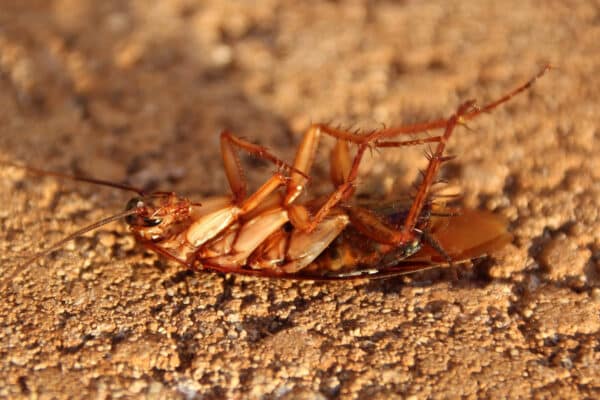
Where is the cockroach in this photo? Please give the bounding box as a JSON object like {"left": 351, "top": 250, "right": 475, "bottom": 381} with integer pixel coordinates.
{"left": 1, "top": 65, "right": 550, "bottom": 285}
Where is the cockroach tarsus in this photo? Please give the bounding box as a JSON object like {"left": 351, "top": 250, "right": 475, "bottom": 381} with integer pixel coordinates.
{"left": 2, "top": 65, "right": 551, "bottom": 285}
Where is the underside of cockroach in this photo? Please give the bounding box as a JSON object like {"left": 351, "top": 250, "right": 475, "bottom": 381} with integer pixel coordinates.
{"left": 3, "top": 65, "right": 549, "bottom": 283}
{"left": 127, "top": 192, "right": 513, "bottom": 280}
{"left": 117, "top": 65, "right": 548, "bottom": 280}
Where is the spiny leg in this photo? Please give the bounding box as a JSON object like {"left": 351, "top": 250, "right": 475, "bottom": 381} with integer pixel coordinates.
{"left": 375, "top": 136, "right": 442, "bottom": 148}
{"left": 283, "top": 124, "right": 367, "bottom": 209}
{"left": 367, "top": 64, "right": 551, "bottom": 143}
{"left": 284, "top": 122, "right": 429, "bottom": 205}
{"left": 191, "top": 130, "right": 331, "bottom": 258}
{"left": 365, "top": 63, "right": 552, "bottom": 235}
{"left": 312, "top": 120, "right": 445, "bottom": 145}
{"left": 313, "top": 65, "right": 551, "bottom": 236}
{"left": 285, "top": 124, "right": 446, "bottom": 205}
{"left": 220, "top": 130, "right": 307, "bottom": 204}
{"left": 344, "top": 205, "right": 409, "bottom": 246}
{"left": 205, "top": 106, "right": 461, "bottom": 264}
{"left": 218, "top": 128, "right": 360, "bottom": 246}
{"left": 330, "top": 132, "right": 453, "bottom": 195}
{"left": 293, "top": 144, "right": 369, "bottom": 232}
{"left": 375, "top": 135, "right": 456, "bottom": 204}
{"left": 393, "top": 101, "right": 475, "bottom": 244}
{"left": 291, "top": 130, "right": 446, "bottom": 233}
{"left": 309, "top": 64, "right": 551, "bottom": 145}
{"left": 287, "top": 128, "right": 444, "bottom": 232}
{"left": 325, "top": 103, "right": 471, "bottom": 265}
{"left": 284, "top": 65, "right": 550, "bottom": 233}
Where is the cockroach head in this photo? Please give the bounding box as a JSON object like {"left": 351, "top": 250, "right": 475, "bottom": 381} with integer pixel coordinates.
{"left": 124, "top": 193, "right": 191, "bottom": 230}
{"left": 125, "top": 197, "right": 162, "bottom": 227}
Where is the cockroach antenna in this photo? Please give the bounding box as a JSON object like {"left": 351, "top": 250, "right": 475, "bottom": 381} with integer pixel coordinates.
{"left": 1, "top": 161, "right": 147, "bottom": 289}
{"left": 2, "top": 208, "right": 141, "bottom": 288}
{"left": 2, "top": 160, "right": 146, "bottom": 195}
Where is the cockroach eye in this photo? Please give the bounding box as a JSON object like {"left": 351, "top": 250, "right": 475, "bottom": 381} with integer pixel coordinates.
{"left": 124, "top": 197, "right": 150, "bottom": 226}
{"left": 124, "top": 198, "right": 163, "bottom": 227}
{"left": 142, "top": 217, "right": 162, "bottom": 227}
{"left": 125, "top": 197, "right": 144, "bottom": 211}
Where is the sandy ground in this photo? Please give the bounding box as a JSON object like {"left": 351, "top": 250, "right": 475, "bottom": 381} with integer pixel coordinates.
{"left": 1, "top": 1, "right": 599, "bottom": 398}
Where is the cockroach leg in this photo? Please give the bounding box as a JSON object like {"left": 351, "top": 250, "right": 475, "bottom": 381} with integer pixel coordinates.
{"left": 367, "top": 64, "right": 552, "bottom": 143}
{"left": 284, "top": 122, "right": 445, "bottom": 209}
{"left": 283, "top": 124, "right": 373, "bottom": 205}
{"left": 301, "top": 144, "right": 369, "bottom": 232}
{"left": 239, "top": 172, "right": 288, "bottom": 214}
{"left": 418, "top": 229, "right": 452, "bottom": 264}
{"left": 283, "top": 122, "right": 378, "bottom": 204}
{"left": 139, "top": 239, "right": 194, "bottom": 270}
{"left": 220, "top": 131, "right": 248, "bottom": 203}
{"left": 287, "top": 127, "right": 445, "bottom": 234}
{"left": 282, "top": 125, "right": 364, "bottom": 231}
{"left": 397, "top": 101, "right": 475, "bottom": 242}
{"left": 308, "top": 64, "right": 552, "bottom": 146}
{"left": 330, "top": 139, "right": 352, "bottom": 187}
{"left": 284, "top": 124, "right": 322, "bottom": 204}
{"left": 220, "top": 130, "right": 306, "bottom": 204}
{"left": 345, "top": 206, "right": 407, "bottom": 246}
{"left": 312, "top": 121, "right": 445, "bottom": 145}
{"left": 287, "top": 126, "right": 444, "bottom": 231}
{"left": 464, "top": 64, "right": 551, "bottom": 117}
{"left": 306, "top": 101, "right": 473, "bottom": 261}
{"left": 185, "top": 174, "right": 287, "bottom": 248}
{"left": 375, "top": 136, "right": 442, "bottom": 149}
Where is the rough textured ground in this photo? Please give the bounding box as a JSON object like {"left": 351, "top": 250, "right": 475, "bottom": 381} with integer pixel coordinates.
{"left": 1, "top": 1, "right": 599, "bottom": 399}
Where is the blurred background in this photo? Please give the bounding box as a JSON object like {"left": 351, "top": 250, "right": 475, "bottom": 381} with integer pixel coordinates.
{"left": 1, "top": 1, "right": 599, "bottom": 398}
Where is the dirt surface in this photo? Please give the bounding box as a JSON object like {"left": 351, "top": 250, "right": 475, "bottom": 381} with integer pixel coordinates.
{"left": 1, "top": 1, "right": 599, "bottom": 399}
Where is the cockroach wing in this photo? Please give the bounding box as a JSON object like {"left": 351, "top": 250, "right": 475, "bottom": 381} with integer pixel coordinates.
{"left": 407, "top": 208, "right": 513, "bottom": 264}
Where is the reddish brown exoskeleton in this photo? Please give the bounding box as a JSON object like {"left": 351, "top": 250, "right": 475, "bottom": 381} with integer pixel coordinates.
{"left": 2, "top": 66, "right": 550, "bottom": 283}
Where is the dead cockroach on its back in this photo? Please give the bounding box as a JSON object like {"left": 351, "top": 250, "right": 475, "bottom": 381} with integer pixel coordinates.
{"left": 1, "top": 65, "right": 550, "bottom": 285}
